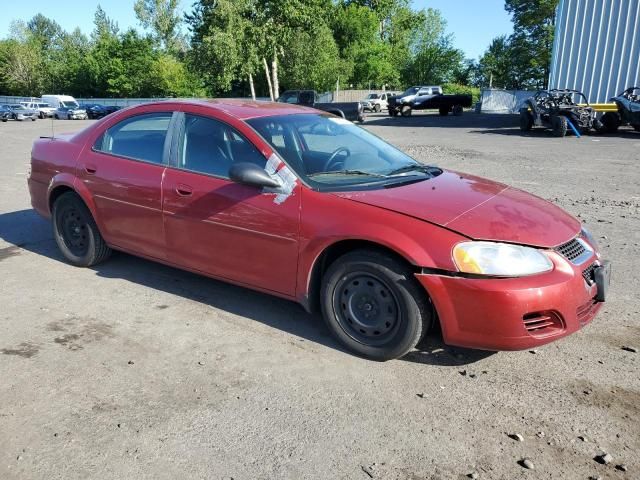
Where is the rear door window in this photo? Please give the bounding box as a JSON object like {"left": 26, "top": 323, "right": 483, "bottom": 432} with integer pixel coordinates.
{"left": 94, "top": 113, "right": 172, "bottom": 164}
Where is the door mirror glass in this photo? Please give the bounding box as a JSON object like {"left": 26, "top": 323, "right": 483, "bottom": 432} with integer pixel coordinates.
{"left": 229, "top": 162, "right": 281, "bottom": 189}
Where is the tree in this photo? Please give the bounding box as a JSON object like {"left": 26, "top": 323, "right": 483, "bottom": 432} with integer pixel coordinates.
{"left": 504, "top": 0, "right": 558, "bottom": 88}
{"left": 134, "top": 0, "right": 185, "bottom": 52}
{"left": 402, "top": 9, "right": 463, "bottom": 85}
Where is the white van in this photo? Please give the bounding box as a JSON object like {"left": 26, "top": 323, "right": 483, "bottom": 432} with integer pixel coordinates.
{"left": 41, "top": 95, "right": 80, "bottom": 109}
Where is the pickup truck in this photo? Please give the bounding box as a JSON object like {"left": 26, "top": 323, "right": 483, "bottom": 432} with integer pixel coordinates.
{"left": 388, "top": 86, "right": 473, "bottom": 117}
{"left": 361, "top": 92, "right": 397, "bottom": 112}
{"left": 277, "top": 90, "right": 365, "bottom": 123}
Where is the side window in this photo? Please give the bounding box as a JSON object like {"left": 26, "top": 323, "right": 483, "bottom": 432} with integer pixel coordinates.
{"left": 94, "top": 113, "right": 172, "bottom": 164}
{"left": 178, "top": 114, "right": 266, "bottom": 178}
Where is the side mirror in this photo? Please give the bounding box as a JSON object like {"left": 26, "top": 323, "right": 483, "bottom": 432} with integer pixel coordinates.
{"left": 229, "top": 162, "right": 281, "bottom": 189}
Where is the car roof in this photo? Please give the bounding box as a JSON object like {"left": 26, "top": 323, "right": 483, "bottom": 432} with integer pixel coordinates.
{"left": 136, "top": 98, "right": 316, "bottom": 120}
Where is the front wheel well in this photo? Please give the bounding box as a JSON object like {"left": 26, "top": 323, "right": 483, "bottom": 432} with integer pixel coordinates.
{"left": 305, "top": 240, "right": 423, "bottom": 313}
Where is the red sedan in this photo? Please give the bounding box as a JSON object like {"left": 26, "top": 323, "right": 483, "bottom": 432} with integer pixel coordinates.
{"left": 28, "top": 100, "right": 611, "bottom": 360}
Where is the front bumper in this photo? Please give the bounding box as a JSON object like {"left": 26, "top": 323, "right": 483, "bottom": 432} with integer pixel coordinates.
{"left": 69, "top": 113, "right": 88, "bottom": 120}
{"left": 416, "top": 251, "right": 607, "bottom": 350}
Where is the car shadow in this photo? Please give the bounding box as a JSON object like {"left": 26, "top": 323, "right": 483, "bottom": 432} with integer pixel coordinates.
{"left": 1, "top": 208, "right": 493, "bottom": 366}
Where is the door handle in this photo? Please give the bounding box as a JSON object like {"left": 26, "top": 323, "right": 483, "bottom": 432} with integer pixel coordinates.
{"left": 84, "top": 164, "right": 97, "bottom": 174}
{"left": 175, "top": 184, "right": 193, "bottom": 196}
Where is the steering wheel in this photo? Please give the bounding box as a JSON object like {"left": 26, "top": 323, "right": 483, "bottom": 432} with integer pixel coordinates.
{"left": 323, "top": 147, "right": 351, "bottom": 171}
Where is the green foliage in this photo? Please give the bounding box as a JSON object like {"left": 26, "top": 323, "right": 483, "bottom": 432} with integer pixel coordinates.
{"left": 478, "top": 0, "right": 559, "bottom": 89}
{"left": 0, "top": 7, "right": 201, "bottom": 98}
{"left": 442, "top": 82, "right": 481, "bottom": 104}
{"left": 402, "top": 9, "right": 464, "bottom": 86}
{"left": 134, "top": 0, "right": 185, "bottom": 52}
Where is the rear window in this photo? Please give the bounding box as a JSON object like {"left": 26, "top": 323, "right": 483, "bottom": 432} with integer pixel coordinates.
{"left": 94, "top": 113, "right": 172, "bottom": 164}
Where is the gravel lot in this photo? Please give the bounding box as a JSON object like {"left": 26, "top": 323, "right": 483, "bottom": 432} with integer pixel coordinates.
{"left": 1, "top": 112, "right": 638, "bottom": 480}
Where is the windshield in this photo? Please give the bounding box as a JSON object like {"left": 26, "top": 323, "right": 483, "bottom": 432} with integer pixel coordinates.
{"left": 401, "top": 87, "right": 420, "bottom": 97}
{"left": 61, "top": 101, "right": 79, "bottom": 108}
{"left": 247, "top": 113, "right": 440, "bottom": 189}
{"left": 366, "top": 94, "right": 379, "bottom": 99}
{"left": 277, "top": 92, "right": 299, "bottom": 104}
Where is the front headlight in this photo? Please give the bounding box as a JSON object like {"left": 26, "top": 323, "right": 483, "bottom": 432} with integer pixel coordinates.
{"left": 453, "top": 241, "right": 553, "bottom": 276}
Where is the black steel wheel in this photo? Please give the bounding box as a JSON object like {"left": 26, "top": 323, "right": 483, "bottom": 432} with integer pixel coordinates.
{"left": 53, "top": 192, "right": 111, "bottom": 267}
{"left": 321, "top": 249, "right": 432, "bottom": 361}
{"left": 333, "top": 272, "right": 401, "bottom": 346}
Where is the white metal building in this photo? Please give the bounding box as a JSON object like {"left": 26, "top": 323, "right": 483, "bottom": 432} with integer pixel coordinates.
{"left": 549, "top": 0, "right": 640, "bottom": 103}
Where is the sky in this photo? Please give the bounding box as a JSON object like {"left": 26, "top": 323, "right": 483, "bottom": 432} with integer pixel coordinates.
{"left": 0, "top": 0, "right": 513, "bottom": 60}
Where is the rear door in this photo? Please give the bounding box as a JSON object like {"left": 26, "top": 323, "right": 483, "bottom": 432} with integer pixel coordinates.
{"left": 79, "top": 110, "right": 177, "bottom": 259}
{"left": 162, "top": 111, "right": 300, "bottom": 296}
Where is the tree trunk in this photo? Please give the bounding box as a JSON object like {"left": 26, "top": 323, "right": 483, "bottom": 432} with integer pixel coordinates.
{"left": 263, "top": 57, "right": 274, "bottom": 101}
{"left": 271, "top": 50, "right": 279, "bottom": 100}
{"left": 248, "top": 72, "right": 256, "bottom": 101}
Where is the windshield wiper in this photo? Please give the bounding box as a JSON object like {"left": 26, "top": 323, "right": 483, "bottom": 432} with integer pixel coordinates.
{"left": 308, "top": 169, "right": 388, "bottom": 178}
{"left": 386, "top": 164, "right": 438, "bottom": 177}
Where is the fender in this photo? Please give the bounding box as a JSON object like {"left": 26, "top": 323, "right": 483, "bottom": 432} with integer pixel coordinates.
{"left": 47, "top": 173, "right": 106, "bottom": 236}
{"left": 295, "top": 190, "right": 466, "bottom": 303}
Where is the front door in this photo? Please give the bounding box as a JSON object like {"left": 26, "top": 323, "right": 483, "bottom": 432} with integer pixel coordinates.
{"left": 162, "top": 113, "right": 300, "bottom": 296}
{"left": 79, "top": 111, "right": 175, "bottom": 259}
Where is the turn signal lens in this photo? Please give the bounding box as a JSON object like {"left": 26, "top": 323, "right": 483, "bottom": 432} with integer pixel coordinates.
{"left": 453, "top": 241, "right": 553, "bottom": 277}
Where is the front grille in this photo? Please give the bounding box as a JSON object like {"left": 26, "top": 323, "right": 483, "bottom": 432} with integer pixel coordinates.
{"left": 582, "top": 262, "right": 596, "bottom": 285}
{"left": 556, "top": 238, "right": 586, "bottom": 262}
{"left": 523, "top": 311, "right": 564, "bottom": 337}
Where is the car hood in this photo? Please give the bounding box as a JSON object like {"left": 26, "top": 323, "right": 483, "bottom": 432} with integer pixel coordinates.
{"left": 332, "top": 170, "right": 580, "bottom": 248}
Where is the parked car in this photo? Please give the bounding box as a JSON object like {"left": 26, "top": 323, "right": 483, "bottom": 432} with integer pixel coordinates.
{"left": 361, "top": 92, "right": 396, "bottom": 112}
{"left": 55, "top": 105, "right": 88, "bottom": 120}
{"left": 80, "top": 104, "right": 108, "bottom": 119}
{"left": 3, "top": 104, "right": 38, "bottom": 121}
{"left": 28, "top": 99, "right": 610, "bottom": 361}
{"left": 278, "top": 90, "right": 365, "bottom": 123}
{"left": 103, "top": 105, "right": 122, "bottom": 115}
{"left": 0, "top": 105, "right": 11, "bottom": 122}
{"left": 20, "top": 101, "right": 56, "bottom": 119}
{"left": 600, "top": 86, "right": 640, "bottom": 133}
{"left": 388, "top": 86, "right": 473, "bottom": 117}
{"left": 520, "top": 89, "right": 602, "bottom": 137}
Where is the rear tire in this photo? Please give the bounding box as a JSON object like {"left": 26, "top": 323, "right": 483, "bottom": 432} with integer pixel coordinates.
{"left": 551, "top": 115, "right": 568, "bottom": 137}
{"left": 321, "top": 249, "right": 432, "bottom": 361}
{"left": 52, "top": 192, "right": 111, "bottom": 267}
{"left": 632, "top": 124, "right": 640, "bottom": 132}
{"left": 452, "top": 105, "right": 463, "bottom": 116}
{"left": 601, "top": 112, "right": 620, "bottom": 133}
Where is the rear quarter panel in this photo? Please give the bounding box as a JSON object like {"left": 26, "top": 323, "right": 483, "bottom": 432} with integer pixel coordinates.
{"left": 29, "top": 135, "right": 84, "bottom": 217}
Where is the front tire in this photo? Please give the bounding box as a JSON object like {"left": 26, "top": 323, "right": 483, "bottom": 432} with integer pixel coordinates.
{"left": 374, "top": 104, "right": 381, "bottom": 113}
{"left": 520, "top": 110, "right": 533, "bottom": 131}
{"left": 551, "top": 115, "right": 568, "bottom": 137}
{"left": 321, "top": 250, "right": 432, "bottom": 361}
{"left": 400, "top": 105, "right": 412, "bottom": 117}
{"left": 52, "top": 192, "right": 111, "bottom": 267}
